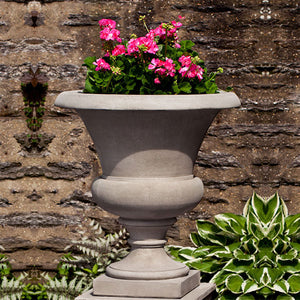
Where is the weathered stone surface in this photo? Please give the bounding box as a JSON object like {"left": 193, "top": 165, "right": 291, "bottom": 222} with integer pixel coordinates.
{"left": 0, "top": 212, "right": 81, "bottom": 227}
{"left": 196, "top": 151, "right": 240, "bottom": 168}
{"left": 0, "top": 237, "right": 32, "bottom": 252}
{"left": 0, "top": 197, "right": 12, "bottom": 207}
{"left": 0, "top": 162, "right": 92, "bottom": 180}
{"left": 208, "top": 124, "right": 300, "bottom": 137}
{"left": 14, "top": 132, "right": 55, "bottom": 154}
{"left": 36, "top": 237, "right": 72, "bottom": 252}
{"left": 0, "top": 0, "right": 299, "bottom": 272}
{"left": 59, "top": 190, "right": 96, "bottom": 209}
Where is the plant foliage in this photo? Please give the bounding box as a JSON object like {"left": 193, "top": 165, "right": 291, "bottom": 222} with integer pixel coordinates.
{"left": 0, "top": 253, "right": 26, "bottom": 300}
{"left": 83, "top": 17, "right": 223, "bottom": 95}
{"left": 168, "top": 193, "right": 300, "bottom": 300}
{"left": 39, "top": 219, "right": 129, "bottom": 299}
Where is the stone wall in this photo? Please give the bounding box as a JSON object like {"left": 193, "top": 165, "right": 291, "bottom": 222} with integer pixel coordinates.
{"left": 0, "top": 0, "right": 299, "bottom": 271}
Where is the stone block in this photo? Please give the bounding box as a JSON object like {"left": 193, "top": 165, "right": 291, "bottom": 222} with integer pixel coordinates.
{"left": 93, "top": 270, "right": 200, "bottom": 298}
{"left": 77, "top": 282, "right": 215, "bottom": 300}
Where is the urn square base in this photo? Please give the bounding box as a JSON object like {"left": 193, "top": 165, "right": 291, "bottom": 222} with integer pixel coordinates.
{"left": 75, "top": 271, "right": 215, "bottom": 300}
{"left": 94, "top": 270, "right": 200, "bottom": 298}
{"left": 76, "top": 283, "right": 215, "bottom": 300}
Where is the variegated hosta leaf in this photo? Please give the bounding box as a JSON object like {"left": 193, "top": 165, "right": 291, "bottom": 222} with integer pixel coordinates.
{"left": 285, "top": 214, "right": 300, "bottom": 237}
{"left": 237, "top": 295, "right": 256, "bottom": 300}
{"left": 187, "top": 258, "right": 224, "bottom": 274}
{"left": 195, "top": 220, "right": 228, "bottom": 246}
{"left": 168, "top": 192, "right": 300, "bottom": 299}
{"left": 287, "top": 274, "right": 300, "bottom": 294}
{"left": 214, "top": 213, "right": 246, "bottom": 236}
{"left": 225, "top": 274, "right": 244, "bottom": 294}
{"left": 276, "top": 295, "right": 295, "bottom": 300}
{"left": 250, "top": 193, "right": 284, "bottom": 226}
{"left": 242, "top": 279, "right": 260, "bottom": 294}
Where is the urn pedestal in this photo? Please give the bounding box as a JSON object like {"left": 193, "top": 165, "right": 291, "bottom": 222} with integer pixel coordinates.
{"left": 55, "top": 91, "right": 240, "bottom": 300}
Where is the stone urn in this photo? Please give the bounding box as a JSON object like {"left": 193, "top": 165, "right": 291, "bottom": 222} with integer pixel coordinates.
{"left": 55, "top": 90, "right": 240, "bottom": 300}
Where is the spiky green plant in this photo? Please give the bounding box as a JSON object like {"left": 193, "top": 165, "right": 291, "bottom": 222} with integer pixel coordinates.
{"left": 40, "top": 219, "right": 129, "bottom": 299}
{"left": 168, "top": 193, "right": 300, "bottom": 300}
{"left": 0, "top": 253, "right": 26, "bottom": 300}
{"left": 41, "top": 275, "right": 85, "bottom": 300}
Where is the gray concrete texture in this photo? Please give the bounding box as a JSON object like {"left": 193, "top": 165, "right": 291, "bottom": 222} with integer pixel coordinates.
{"left": 0, "top": 0, "right": 299, "bottom": 273}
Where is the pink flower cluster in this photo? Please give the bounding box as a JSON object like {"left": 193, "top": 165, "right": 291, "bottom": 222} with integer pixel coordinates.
{"left": 127, "top": 37, "right": 159, "bottom": 55}
{"left": 100, "top": 28, "right": 122, "bottom": 43}
{"left": 146, "top": 21, "right": 182, "bottom": 48}
{"left": 178, "top": 55, "right": 204, "bottom": 81}
{"left": 99, "top": 19, "right": 122, "bottom": 43}
{"left": 93, "top": 58, "right": 111, "bottom": 71}
{"left": 98, "top": 19, "right": 116, "bottom": 29}
{"left": 112, "top": 44, "right": 126, "bottom": 56}
{"left": 148, "top": 58, "right": 176, "bottom": 84}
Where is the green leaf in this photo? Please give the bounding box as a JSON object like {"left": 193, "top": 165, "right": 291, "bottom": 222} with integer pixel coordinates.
{"left": 167, "top": 245, "right": 184, "bottom": 261}
{"left": 279, "top": 259, "right": 300, "bottom": 273}
{"left": 180, "top": 40, "right": 195, "bottom": 50}
{"left": 233, "top": 248, "right": 253, "bottom": 261}
{"left": 178, "top": 247, "right": 196, "bottom": 261}
{"left": 276, "top": 295, "right": 295, "bottom": 300}
{"left": 257, "top": 286, "right": 274, "bottom": 297}
{"left": 286, "top": 214, "right": 300, "bottom": 236}
{"left": 92, "top": 263, "right": 98, "bottom": 274}
{"left": 249, "top": 221, "right": 265, "bottom": 240}
{"left": 242, "top": 279, "right": 260, "bottom": 293}
{"left": 84, "top": 77, "right": 99, "bottom": 93}
{"left": 196, "top": 220, "right": 227, "bottom": 246}
{"left": 190, "top": 232, "right": 204, "bottom": 247}
{"left": 225, "top": 274, "right": 244, "bottom": 293}
{"left": 178, "top": 81, "right": 192, "bottom": 94}
{"left": 172, "top": 82, "right": 180, "bottom": 94}
{"left": 187, "top": 258, "right": 224, "bottom": 273}
{"left": 237, "top": 295, "right": 255, "bottom": 300}
{"left": 223, "top": 259, "right": 253, "bottom": 273}
{"left": 83, "top": 56, "right": 97, "bottom": 69}
{"left": 273, "top": 279, "right": 289, "bottom": 294}
{"left": 206, "top": 246, "right": 233, "bottom": 259}
{"left": 264, "top": 193, "right": 282, "bottom": 224}
{"left": 192, "top": 246, "right": 211, "bottom": 258}
{"left": 280, "top": 249, "right": 298, "bottom": 261}
{"left": 211, "top": 270, "right": 233, "bottom": 286}
{"left": 288, "top": 274, "right": 300, "bottom": 293}
{"left": 126, "top": 79, "right": 136, "bottom": 91}
{"left": 219, "top": 290, "right": 240, "bottom": 300}
{"left": 214, "top": 213, "right": 246, "bottom": 236}
{"left": 195, "top": 86, "right": 207, "bottom": 94}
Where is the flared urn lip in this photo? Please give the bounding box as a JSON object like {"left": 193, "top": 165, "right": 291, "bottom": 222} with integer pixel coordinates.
{"left": 55, "top": 90, "right": 240, "bottom": 110}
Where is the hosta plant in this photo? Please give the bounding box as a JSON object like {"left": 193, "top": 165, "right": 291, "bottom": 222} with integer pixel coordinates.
{"left": 168, "top": 193, "right": 300, "bottom": 300}
{"left": 83, "top": 16, "right": 224, "bottom": 95}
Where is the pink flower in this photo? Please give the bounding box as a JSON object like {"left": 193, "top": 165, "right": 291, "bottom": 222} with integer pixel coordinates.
{"left": 148, "top": 58, "right": 176, "bottom": 77}
{"left": 178, "top": 15, "right": 185, "bottom": 20}
{"left": 171, "top": 21, "right": 182, "bottom": 29}
{"left": 178, "top": 55, "right": 192, "bottom": 67}
{"left": 93, "top": 58, "right": 111, "bottom": 71}
{"left": 98, "top": 19, "right": 116, "bottom": 29}
{"left": 148, "top": 58, "right": 161, "bottom": 70}
{"left": 112, "top": 44, "right": 126, "bottom": 56}
{"left": 127, "top": 37, "right": 159, "bottom": 55}
{"left": 154, "top": 78, "right": 161, "bottom": 84}
{"left": 100, "top": 28, "right": 122, "bottom": 43}
{"left": 146, "top": 26, "right": 166, "bottom": 40}
{"left": 178, "top": 55, "right": 204, "bottom": 80}
{"left": 179, "top": 64, "right": 204, "bottom": 81}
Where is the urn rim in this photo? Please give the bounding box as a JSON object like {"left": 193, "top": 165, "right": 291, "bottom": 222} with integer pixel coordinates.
{"left": 55, "top": 90, "right": 240, "bottom": 111}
